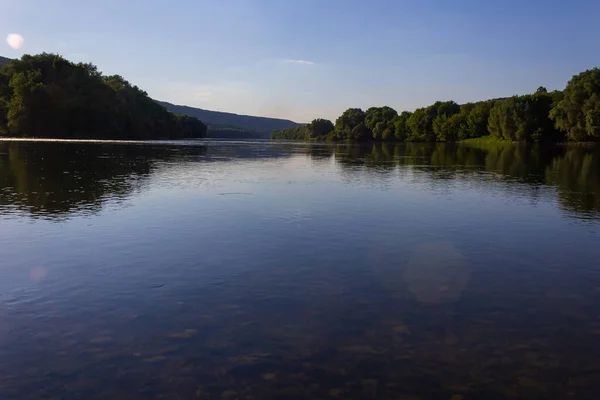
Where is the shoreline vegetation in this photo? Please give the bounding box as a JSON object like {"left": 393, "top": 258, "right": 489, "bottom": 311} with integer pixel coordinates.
{"left": 0, "top": 54, "right": 207, "bottom": 140}
{"left": 1, "top": 53, "right": 598, "bottom": 144}
{"left": 272, "top": 67, "right": 600, "bottom": 144}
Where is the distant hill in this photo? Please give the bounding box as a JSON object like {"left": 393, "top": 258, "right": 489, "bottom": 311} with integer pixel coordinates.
{"left": 0, "top": 56, "right": 12, "bottom": 68}
{"left": 157, "top": 101, "right": 300, "bottom": 138}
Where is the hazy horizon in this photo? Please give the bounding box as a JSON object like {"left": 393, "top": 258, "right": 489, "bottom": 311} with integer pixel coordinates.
{"left": 2, "top": 0, "right": 600, "bottom": 122}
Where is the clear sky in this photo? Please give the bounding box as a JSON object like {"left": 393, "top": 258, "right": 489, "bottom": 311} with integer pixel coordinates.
{"left": 2, "top": 0, "right": 600, "bottom": 122}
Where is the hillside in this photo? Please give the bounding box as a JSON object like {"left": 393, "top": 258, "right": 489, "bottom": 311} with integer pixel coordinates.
{"left": 157, "top": 101, "right": 300, "bottom": 138}
{"left": 1, "top": 53, "right": 207, "bottom": 140}
{"left": 0, "top": 56, "right": 12, "bottom": 68}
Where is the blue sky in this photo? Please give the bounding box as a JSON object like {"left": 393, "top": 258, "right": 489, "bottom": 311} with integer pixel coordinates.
{"left": 2, "top": 0, "right": 600, "bottom": 122}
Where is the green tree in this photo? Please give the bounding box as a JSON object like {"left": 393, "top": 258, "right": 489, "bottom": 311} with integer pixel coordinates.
{"left": 408, "top": 101, "right": 459, "bottom": 141}
{"left": 464, "top": 101, "right": 495, "bottom": 139}
{"left": 550, "top": 68, "right": 600, "bottom": 141}
{"left": 364, "top": 106, "right": 398, "bottom": 140}
{"left": 308, "top": 118, "right": 334, "bottom": 138}
{"left": 489, "top": 92, "right": 560, "bottom": 142}
{"left": 488, "top": 97, "right": 518, "bottom": 140}
{"left": 271, "top": 125, "right": 310, "bottom": 140}
{"left": 406, "top": 107, "right": 432, "bottom": 141}
{"left": 334, "top": 108, "right": 369, "bottom": 141}
{"left": 392, "top": 111, "right": 412, "bottom": 141}
{"left": 434, "top": 112, "right": 467, "bottom": 141}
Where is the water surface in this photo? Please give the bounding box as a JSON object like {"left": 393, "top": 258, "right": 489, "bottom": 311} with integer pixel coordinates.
{"left": 1, "top": 140, "right": 599, "bottom": 399}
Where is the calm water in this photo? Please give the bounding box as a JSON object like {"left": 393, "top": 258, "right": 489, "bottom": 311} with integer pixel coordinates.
{"left": 1, "top": 140, "right": 600, "bottom": 400}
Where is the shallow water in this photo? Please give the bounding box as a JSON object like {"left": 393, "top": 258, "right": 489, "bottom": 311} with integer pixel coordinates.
{"left": 1, "top": 140, "right": 599, "bottom": 399}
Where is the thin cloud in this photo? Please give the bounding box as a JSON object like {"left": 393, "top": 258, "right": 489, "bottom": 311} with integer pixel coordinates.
{"left": 193, "top": 91, "right": 212, "bottom": 102}
{"left": 282, "top": 59, "right": 315, "bottom": 66}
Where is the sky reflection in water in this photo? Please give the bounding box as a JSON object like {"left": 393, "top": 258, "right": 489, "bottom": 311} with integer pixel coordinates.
{"left": 0, "top": 140, "right": 599, "bottom": 399}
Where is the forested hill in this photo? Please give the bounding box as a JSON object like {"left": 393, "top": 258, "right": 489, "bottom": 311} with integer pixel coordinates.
{"left": 0, "top": 53, "right": 207, "bottom": 140}
{"left": 157, "top": 101, "right": 300, "bottom": 138}
{"left": 0, "top": 56, "right": 11, "bottom": 68}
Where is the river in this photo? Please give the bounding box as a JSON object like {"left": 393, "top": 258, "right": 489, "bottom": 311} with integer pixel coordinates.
{"left": 1, "top": 139, "right": 599, "bottom": 399}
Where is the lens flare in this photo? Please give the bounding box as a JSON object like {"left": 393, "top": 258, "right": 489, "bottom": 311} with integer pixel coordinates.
{"left": 6, "top": 33, "right": 24, "bottom": 49}
{"left": 403, "top": 242, "right": 470, "bottom": 305}
{"left": 29, "top": 267, "right": 47, "bottom": 282}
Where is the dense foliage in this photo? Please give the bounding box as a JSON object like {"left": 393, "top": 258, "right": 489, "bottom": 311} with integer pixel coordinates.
{"left": 271, "top": 118, "right": 334, "bottom": 140}
{"left": 308, "top": 118, "right": 335, "bottom": 138}
{"left": 332, "top": 108, "right": 370, "bottom": 141}
{"left": 550, "top": 68, "right": 600, "bottom": 141}
{"left": 488, "top": 88, "right": 562, "bottom": 142}
{"left": 271, "top": 125, "right": 310, "bottom": 140}
{"left": 365, "top": 106, "right": 397, "bottom": 140}
{"left": 0, "top": 53, "right": 207, "bottom": 139}
{"left": 273, "top": 67, "right": 600, "bottom": 143}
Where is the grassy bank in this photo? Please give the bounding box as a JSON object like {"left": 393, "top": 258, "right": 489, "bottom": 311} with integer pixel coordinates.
{"left": 458, "top": 135, "right": 515, "bottom": 144}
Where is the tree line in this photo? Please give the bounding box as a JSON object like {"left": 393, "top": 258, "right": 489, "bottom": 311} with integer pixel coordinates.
{"left": 272, "top": 67, "right": 600, "bottom": 143}
{"left": 0, "top": 53, "right": 207, "bottom": 139}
